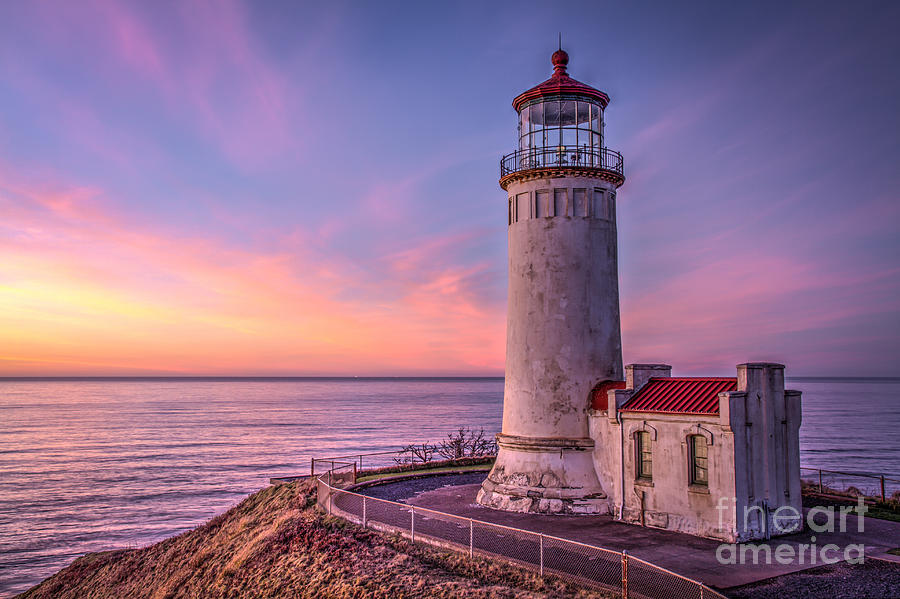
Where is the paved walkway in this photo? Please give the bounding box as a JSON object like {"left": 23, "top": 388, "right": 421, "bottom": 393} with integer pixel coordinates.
{"left": 394, "top": 481, "right": 900, "bottom": 589}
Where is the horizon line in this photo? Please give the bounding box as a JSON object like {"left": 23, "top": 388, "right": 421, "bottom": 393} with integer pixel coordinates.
{"left": 0, "top": 375, "right": 898, "bottom": 382}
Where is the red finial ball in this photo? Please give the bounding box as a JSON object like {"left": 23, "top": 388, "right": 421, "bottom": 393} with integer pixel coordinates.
{"left": 551, "top": 49, "right": 569, "bottom": 74}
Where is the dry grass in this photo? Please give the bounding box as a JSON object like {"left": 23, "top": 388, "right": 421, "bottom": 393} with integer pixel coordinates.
{"left": 18, "top": 479, "right": 615, "bottom": 599}
{"left": 358, "top": 456, "right": 495, "bottom": 480}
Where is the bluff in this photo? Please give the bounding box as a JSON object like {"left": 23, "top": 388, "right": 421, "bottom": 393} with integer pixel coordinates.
{"left": 19, "top": 479, "right": 610, "bottom": 599}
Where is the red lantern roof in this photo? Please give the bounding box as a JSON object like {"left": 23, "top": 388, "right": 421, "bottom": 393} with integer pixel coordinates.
{"left": 512, "top": 49, "right": 610, "bottom": 113}
{"left": 620, "top": 378, "right": 738, "bottom": 415}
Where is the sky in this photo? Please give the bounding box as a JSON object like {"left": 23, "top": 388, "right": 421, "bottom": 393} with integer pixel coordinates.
{"left": 0, "top": 0, "right": 898, "bottom": 377}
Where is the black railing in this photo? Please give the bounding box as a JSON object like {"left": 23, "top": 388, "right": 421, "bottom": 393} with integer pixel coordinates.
{"left": 500, "top": 146, "right": 623, "bottom": 178}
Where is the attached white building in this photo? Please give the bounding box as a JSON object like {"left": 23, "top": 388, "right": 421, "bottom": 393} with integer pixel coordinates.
{"left": 591, "top": 362, "right": 803, "bottom": 542}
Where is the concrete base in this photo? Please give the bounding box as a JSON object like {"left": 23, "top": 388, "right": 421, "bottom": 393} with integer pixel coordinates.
{"left": 476, "top": 434, "right": 609, "bottom": 515}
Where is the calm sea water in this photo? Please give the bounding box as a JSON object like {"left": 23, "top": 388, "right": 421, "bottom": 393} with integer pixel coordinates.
{"left": 1, "top": 377, "right": 897, "bottom": 597}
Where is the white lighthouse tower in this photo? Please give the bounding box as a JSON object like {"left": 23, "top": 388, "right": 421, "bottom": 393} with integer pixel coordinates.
{"left": 477, "top": 49, "right": 625, "bottom": 514}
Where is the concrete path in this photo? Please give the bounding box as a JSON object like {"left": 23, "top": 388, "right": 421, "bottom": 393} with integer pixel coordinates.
{"left": 402, "top": 482, "right": 900, "bottom": 589}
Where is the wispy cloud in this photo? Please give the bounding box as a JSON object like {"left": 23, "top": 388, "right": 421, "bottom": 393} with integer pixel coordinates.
{"left": 10, "top": 0, "right": 310, "bottom": 171}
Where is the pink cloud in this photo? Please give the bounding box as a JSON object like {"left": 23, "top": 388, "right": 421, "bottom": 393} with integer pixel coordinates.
{"left": 620, "top": 239, "right": 900, "bottom": 374}
{"left": 0, "top": 167, "right": 505, "bottom": 375}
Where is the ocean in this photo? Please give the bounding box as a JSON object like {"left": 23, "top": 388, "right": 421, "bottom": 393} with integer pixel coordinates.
{"left": 1, "top": 377, "right": 898, "bottom": 597}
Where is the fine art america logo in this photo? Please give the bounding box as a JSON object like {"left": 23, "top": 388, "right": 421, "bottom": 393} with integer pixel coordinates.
{"left": 714, "top": 496, "right": 867, "bottom": 565}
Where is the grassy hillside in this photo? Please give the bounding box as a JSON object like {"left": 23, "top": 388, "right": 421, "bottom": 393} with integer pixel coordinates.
{"left": 19, "top": 479, "right": 613, "bottom": 599}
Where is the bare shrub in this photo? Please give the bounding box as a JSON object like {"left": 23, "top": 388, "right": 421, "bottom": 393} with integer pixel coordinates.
{"left": 437, "top": 427, "right": 495, "bottom": 460}
{"left": 393, "top": 442, "right": 436, "bottom": 465}
{"left": 391, "top": 429, "right": 497, "bottom": 465}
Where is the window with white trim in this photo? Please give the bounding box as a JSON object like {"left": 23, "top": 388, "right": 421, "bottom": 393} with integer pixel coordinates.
{"left": 636, "top": 431, "right": 652, "bottom": 480}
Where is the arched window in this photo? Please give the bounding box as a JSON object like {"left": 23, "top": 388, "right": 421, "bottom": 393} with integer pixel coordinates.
{"left": 635, "top": 431, "right": 652, "bottom": 481}
{"left": 689, "top": 435, "right": 708, "bottom": 486}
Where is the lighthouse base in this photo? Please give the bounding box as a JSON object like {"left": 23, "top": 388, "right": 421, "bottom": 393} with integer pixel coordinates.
{"left": 476, "top": 434, "right": 609, "bottom": 515}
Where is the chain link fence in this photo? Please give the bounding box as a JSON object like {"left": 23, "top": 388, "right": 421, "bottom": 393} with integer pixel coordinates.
{"left": 313, "top": 452, "right": 728, "bottom": 599}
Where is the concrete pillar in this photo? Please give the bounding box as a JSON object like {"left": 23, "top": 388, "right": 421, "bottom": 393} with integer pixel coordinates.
{"left": 608, "top": 389, "right": 633, "bottom": 423}
{"left": 625, "top": 364, "right": 671, "bottom": 392}
{"left": 784, "top": 389, "right": 803, "bottom": 503}
{"left": 737, "top": 362, "right": 785, "bottom": 503}
{"left": 734, "top": 363, "right": 802, "bottom": 538}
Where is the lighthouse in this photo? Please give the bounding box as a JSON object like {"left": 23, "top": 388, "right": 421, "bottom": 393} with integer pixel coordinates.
{"left": 477, "top": 49, "right": 625, "bottom": 514}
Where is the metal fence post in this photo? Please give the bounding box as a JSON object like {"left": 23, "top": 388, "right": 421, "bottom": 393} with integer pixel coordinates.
{"left": 411, "top": 507, "right": 415, "bottom": 543}
{"left": 352, "top": 462, "right": 357, "bottom": 484}
{"left": 622, "top": 550, "right": 628, "bottom": 599}
{"left": 539, "top": 534, "right": 544, "bottom": 577}
{"left": 700, "top": 583, "right": 705, "bottom": 599}
{"left": 362, "top": 496, "right": 367, "bottom": 527}
{"left": 819, "top": 469, "right": 823, "bottom": 493}
{"left": 469, "top": 520, "right": 473, "bottom": 558}
{"left": 881, "top": 475, "right": 886, "bottom": 503}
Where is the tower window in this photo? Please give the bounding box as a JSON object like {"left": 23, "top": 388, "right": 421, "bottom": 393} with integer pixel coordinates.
{"left": 593, "top": 189, "right": 607, "bottom": 219}
{"left": 689, "top": 435, "right": 708, "bottom": 486}
{"left": 636, "top": 431, "right": 652, "bottom": 480}
{"left": 572, "top": 188, "right": 587, "bottom": 217}
{"left": 554, "top": 188, "right": 567, "bottom": 217}
{"left": 516, "top": 193, "right": 529, "bottom": 221}
{"left": 535, "top": 190, "right": 549, "bottom": 217}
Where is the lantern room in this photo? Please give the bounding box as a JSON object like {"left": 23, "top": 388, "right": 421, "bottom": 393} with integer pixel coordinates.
{"left": 500, "top": 49, "right": 623, "bottom": 188}
{"left": 518, "top": 95, "right": 603, "bottom": 152}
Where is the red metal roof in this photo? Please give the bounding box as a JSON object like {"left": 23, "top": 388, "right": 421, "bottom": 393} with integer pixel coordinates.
{"left": 590, "top": 380, "right": 627, "bottom": 410}
{"left": 512, "top": 50, "right": 610, "bottom": 112}
{"left": 620, "top": 378, "right": 737, "bottom": 415}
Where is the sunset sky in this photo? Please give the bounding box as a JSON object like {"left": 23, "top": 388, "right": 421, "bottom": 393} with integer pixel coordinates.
{"left": 1, "top": 1, "right": 898, "bottom": 376}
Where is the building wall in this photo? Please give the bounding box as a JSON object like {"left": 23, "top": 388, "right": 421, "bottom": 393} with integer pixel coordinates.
{"left": 590, "top": 363, "right": 802, "bottom": 542}
{"left": 591, "top": 388, "right": 632, "bottom": 512}
{"left": 591, "top": 400, "right": 739, "bottom": 541}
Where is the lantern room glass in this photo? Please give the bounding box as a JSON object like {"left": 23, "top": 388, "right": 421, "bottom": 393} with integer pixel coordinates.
{"left": 518, "top": 98, "right": 603, "bottom": 154}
